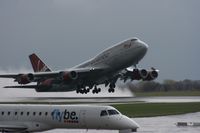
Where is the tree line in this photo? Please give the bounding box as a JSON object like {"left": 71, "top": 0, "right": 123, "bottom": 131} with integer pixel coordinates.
{"left": 127, "top": 79, "right": 200, "bottom": 92}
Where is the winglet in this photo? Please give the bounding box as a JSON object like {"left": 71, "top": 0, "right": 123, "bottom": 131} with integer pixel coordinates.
{"left": 29, "top": 53, "right": 51, "bottom": 72}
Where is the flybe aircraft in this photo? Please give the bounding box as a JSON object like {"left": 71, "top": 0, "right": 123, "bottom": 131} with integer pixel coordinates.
{"left": 0, "top": 104, "right": 139, "bottom": 133}
{"left": 0, "top": 37, "right": 158, "bottom": 94}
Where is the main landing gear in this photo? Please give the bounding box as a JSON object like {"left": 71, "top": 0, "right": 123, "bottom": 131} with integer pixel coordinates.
{"left": 76, "top": 83, "right": 116, "bottom": 94}
{"left": 76, "top": 88, "right": 90, "bottom": 94}
{"left": 76, "top": 86, "right": 101, "bottom": 94}
{"left": 92, "top": 85, "right": 101, "bottom": 94}
{"left": 108, "top": 83, "right": 115, "bottom": 93}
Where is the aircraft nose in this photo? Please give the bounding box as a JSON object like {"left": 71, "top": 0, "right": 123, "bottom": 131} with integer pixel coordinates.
{"left": 136, "top": 39, "right": 148, "bottom": 59}
{"left": 143, "top": 42, "right": 149, "bottom": 50}
{"left": 122, "top": 115, "right": 140, "bottom": 129}
{"left": 139, "top": 40, "right": 148, "bottom": 53}
{"left": 131, "top": 119, "right": 140, "bottom": 128}
{"left": 128, "top": 117, "right": 140, "bottom": 129}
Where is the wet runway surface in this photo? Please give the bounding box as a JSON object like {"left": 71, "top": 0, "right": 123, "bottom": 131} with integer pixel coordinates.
{"left": 135, "top": 112, "right": 200, "bottom": 133}
{"left": 41, "top": 112, "right": 200, "bottom": 133}
{"left": 1, "top": 96, "right": 200, "bottom": 104}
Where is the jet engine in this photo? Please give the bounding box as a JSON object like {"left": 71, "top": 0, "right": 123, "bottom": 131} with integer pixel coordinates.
{"left": 59, "top": 71, "right": 78, "bottom": 81}
{"left": 143, "top": 70, "right": 158, "bottom": 81}
{"left": 131, "top": 69, "right": 148, "bottom": 80}
{"left": 123, "top": 68, "right": 158, "bottom": 81}
{"left": 16, "top": 73, "right": 34, "bottom": 84}
{"left": 139, "top": 69, "right": 148, "bottom": 79}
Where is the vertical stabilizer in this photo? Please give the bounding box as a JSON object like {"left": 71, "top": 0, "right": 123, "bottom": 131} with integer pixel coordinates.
{"left": 29, "top": 53, "right": 51, "bottom": 72}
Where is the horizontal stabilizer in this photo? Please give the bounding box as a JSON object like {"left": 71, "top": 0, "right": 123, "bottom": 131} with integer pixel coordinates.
{"left": 4, "top": 85, "right": 38, "bottom": 89}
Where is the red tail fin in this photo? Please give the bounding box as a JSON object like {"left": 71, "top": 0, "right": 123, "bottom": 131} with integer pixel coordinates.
{"left": 29, "top": 53, "right": 51, "bottom": 72}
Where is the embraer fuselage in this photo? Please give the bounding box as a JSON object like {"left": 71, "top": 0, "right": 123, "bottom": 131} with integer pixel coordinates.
{"left": 0, "top": 104, "right": 139, "bottom": 132}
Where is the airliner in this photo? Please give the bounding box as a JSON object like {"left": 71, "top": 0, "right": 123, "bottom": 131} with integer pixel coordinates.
{"left": 0, "top": 104, "right": 139, "bottom": 133}
{"left": 0, "top": 37, "right": 158, "bottom": 94}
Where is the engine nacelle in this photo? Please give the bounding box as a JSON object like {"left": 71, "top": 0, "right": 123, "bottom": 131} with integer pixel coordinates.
{"left": 59, "top": 71, "right": 78, "bottom": 81}
{"left": 150, "top": 70, "right": 158, "bottom": 79}
{"left": 131, "top": 69, "right": 148, "bottom": 80}
{"left": 139, "top": 69, "right": 148, "bottom": 79}
{"left": 16, "top": 73, "right": 34, "bottom": 84}
{"left": 143, "top": 70, "right": 158, "bottom": 81}
{"left": 124, "top": 68, "right": 158, "bottom": 81}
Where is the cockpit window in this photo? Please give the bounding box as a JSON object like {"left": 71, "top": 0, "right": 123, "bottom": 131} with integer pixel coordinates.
{"left": 100, "top": 110, "right": 108, "bottom": 117}
{"left": 131, "top": 38, "right": 137, "bottom": 42}
{"left": 108, "top": 109, "right": 119, "bottom": 115}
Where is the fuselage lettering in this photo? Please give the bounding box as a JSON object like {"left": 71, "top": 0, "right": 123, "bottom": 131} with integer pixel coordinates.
{"left": 51, "top": 109, "right": 78, "bottom": 123}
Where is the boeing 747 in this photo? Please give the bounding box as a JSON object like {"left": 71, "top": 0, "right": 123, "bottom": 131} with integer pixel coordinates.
{"left": 0, "top": 37, "right": 158, "bottom": 94}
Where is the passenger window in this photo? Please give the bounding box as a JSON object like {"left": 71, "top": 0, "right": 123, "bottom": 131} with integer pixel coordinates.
{"left": 21, "top": 112, "right": 23, "bottom": 115}
{"left": 15, "top": 112, "right": 17, "bottom": 115}
{"left": 45, "top": 112, "right": 48, "bottom": 116}
{"left": 27, "top": 112, "right": 30, "bottom": 116}
{"left": 108, "top": 110, "right": 119, "bottom": 115}
{"left": 1, "top": 112, "right": 4, "bottom": 115}
{"left": 8, "top": 112, "right": 10, "bottom": 115}
{"left": 100, "top": 110, "right": 108, "bottom": 116}
{"left": 33, "top": 112, "right": 36, "bottom": 116}
{"left": 39, "top": 112, "right": 42, "bottom": 116}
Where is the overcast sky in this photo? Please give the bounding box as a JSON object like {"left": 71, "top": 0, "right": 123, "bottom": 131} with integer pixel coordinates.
{"left": 0, "top": 0, "right": 200, "bottom": 82}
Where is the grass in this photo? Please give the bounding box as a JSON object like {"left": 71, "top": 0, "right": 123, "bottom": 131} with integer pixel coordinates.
{"left": 112, "top": 102, "right": 200, "bottom": 117}
{"left": 134, "top": 91, "right": 200, "bottom": 97}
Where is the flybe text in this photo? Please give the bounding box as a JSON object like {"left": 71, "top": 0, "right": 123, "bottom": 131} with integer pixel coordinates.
{"left": 51, "top": 109, "right": 79, "bottom": 123}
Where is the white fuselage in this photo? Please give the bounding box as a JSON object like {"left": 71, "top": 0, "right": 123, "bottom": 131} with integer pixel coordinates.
{"left": 76, "top": 38, "right": 148, "bottom": 70}
{"left": 0, "top": 104, "right": 139, "bottom": 132}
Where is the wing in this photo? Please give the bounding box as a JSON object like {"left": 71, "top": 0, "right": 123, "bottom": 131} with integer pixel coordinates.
{"left": 0, "top": 124, "right": 27, "bottom": 132}
{"left": 0, "top": 67, "right": 106, "bottom": 84}
{"left": 0, "top": 74, "right": 19, "bottom": 78}
{"left": 4, "top": 85, "right": 38, "bottom": 88}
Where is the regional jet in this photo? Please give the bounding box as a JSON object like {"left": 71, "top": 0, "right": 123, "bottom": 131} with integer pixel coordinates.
{"left": 0, "top": 104, "right": 139, "bottom": 133}
{"left": 0, "top": 37, "right": 158, "bottom": 94}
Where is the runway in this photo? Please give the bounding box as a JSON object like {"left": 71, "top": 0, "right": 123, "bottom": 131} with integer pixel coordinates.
{"left": 0, "top": 96, "right": 200, "bottom": 104}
